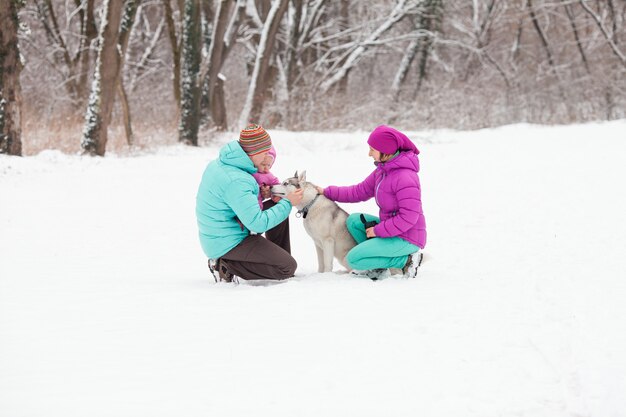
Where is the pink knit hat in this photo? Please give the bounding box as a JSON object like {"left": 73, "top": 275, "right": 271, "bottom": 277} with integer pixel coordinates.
{"left": 367, "top": 125, "right": 418, "bottom": 155}
{"left": 239, "top": 124, "right": 272, "bottom": 156}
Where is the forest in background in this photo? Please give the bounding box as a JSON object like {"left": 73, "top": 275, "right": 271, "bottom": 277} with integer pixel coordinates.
{"left": 1, "top": 0, "right": 625, "bottom": 156}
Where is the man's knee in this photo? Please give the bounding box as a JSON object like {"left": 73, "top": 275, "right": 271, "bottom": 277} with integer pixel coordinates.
{"left": 278, "top": 255, "right": 297, "bottom": 279}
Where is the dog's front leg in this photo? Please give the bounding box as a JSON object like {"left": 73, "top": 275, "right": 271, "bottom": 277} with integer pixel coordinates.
{"left": 321, "top": 239, "right": 335, "bottom": 273}
{"left": 315, "top": 244, "right": 325, "bottom": 273}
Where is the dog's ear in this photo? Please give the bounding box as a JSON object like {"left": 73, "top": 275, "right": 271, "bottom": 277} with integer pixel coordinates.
{"left": 294, "top": 170, "right": 298, "bottom": 178}
{"left": 298, "top": 170, "right": 307, "bottom": 183}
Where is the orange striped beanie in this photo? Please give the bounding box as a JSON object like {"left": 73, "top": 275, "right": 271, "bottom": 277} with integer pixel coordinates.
{"left": 239, "top": 124, "right": 272, "bottom": 156}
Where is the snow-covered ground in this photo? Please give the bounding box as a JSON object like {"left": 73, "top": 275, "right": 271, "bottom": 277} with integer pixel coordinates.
{"left": 1, "top": 121, "right": 626, "bottom": 417}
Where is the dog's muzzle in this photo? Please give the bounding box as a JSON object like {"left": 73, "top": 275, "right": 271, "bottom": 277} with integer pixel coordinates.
{"left": 270, "top": 185, "right": 287, "bottom": 197}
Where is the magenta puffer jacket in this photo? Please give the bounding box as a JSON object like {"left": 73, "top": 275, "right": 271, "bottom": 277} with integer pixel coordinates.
{"left": 324, "top": 151, "right": 426, "bottom": 248}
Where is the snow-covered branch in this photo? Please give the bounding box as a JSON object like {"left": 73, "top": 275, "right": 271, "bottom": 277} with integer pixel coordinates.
{"left": 319, "top": 0, "right": 419, "bottom": 93}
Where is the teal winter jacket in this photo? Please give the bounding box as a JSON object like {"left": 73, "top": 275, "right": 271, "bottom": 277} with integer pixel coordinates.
{"left": 196, "top": 141, "right": 292, "bottom": 259}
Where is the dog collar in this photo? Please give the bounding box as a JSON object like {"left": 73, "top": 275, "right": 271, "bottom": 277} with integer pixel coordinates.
{"left": 296, "top": 194, "right": 320, "bottom": 219}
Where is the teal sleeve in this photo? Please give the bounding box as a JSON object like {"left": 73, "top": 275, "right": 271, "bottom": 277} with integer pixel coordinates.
{"left": 224, "top": 179, "right": 292, "bottom": 233}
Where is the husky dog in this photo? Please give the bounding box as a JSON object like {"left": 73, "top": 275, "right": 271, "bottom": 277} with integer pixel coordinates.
{"left": 271, "top": 171, "right": 356, "bottom": 273}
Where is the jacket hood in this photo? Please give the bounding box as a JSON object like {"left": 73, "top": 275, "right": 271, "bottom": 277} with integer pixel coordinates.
{"left": 377, "top": 150, "right": 420, "bottom": 173}
{"left": 219, "top": 141, "right": 257, "bottom": 174}
{"left": 267, "top": 146, "right": 277, "bottom": 168}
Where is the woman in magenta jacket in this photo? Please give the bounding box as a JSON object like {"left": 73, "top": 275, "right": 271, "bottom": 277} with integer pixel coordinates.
{"left": 318, "top": 125, "right": 426, "bottom": 278}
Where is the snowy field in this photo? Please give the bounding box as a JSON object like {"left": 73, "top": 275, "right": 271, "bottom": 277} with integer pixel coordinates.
{"left": 1, "top": 121, "right": 626, "bottom": 417}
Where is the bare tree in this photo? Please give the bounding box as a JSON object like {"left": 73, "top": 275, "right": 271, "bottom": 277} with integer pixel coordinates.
{"left": 1, "top": 0, "right": 24, "bottom": 156}
{"left": 81, "top": 0, "right": 125, "bottom": 156}
{"left": 319, "top": 0, "right": 421, "bottom": 93}
{"left": 13, "top": 0, "right": 626, "bottom": 146}
{"left": 127, "top": 8, "right": 166, "bottom": 93}
{"left": 336, "top": 0, "right": 350, "bottom": 93}
{"left": 116, "top": 0, "right": 140, "bottom": 146}
{"left": 391, "top": 0, "right": 443, "bottom": 101}
{"left": 163, "top": 0, "right": 182, "bottom": 113}
{"left": 527, "top": 0, "right": 556, "bottom": 68}
{"left": 201, "top": 0, "right": 245, "bottom": 130}
{"left": 284, "top": 0, "right": 303, "bottom": 93}
{"left": 579, "top": 0, "right": 626, "bottom": 67}
{"left": 77, "top": 0, "right": 98, "bottom": 100}
{"left": 178, "top": 0, "right": 201, "bottom": 145}
{"left": 32, "top": 0, "right": 97, "bottom": 105}
{"left": 564, "top": 1, "right": 590, "bottom": 74}
{"left": 238, "top": 0, "right": 289, "bottom": 127}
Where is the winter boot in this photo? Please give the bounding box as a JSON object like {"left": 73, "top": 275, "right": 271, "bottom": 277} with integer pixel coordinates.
{"left": 208, "top": 259, "right": 219, "bottom": 282}
{"left": 351, "top": 268, "right": 391, "bottom": 280}
{"left": 402, "top": 252, "right": 423, "bottom": 278}
{"left": 208, "top": 258, "right": 235, "bottom": 283}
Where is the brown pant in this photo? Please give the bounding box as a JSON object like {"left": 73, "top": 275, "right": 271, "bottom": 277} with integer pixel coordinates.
{"left": 220, "top": 235, "right": 297, "bottom": 281}
{"left": 263, "top": 199, "right": 291, "bottom": 254}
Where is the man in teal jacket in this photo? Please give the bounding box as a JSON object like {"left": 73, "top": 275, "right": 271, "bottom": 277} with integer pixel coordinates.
{"left": 196, "top": 125, "right": 303, "bottom": 282}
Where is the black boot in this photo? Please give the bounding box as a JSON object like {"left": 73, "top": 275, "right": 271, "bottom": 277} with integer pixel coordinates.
{"left": 208, "top": 258, "right": 234, "bottom": 283}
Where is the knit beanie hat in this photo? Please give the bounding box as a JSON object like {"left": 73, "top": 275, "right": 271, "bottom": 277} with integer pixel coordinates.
{"left": 239, "top": 124, "right": 272, "bottom": 156}
{"left": 367, "top": 125, "right": 419, "bottom": 155}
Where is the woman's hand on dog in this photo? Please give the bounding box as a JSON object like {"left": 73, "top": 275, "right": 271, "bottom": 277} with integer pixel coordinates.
{"left": 315, "top": 186, "right": 324, "bottom": 195}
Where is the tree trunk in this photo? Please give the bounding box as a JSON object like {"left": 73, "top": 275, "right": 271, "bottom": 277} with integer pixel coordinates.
{"left": 117, "top": 0, "right": 139, "bottom": 146}
{"left": 285, "top": 0, "right": 303, "bottom": 92}
{"left": 163, "top": 0, "right": 182, "bottom": 114}
{"left": 527, "top": 0, "right": 555, "bottom": 67}
{"left": 0, "top": 0, "right": 23, "bottom": 156}
{"left": 117, "top": 81, "right": 133, "bottom": 146}
{"left": 391, "top": 0, "right": 442, "bottom": 101}
{"left": 81, "top": 0, "right": 124, "bottom": 156}
{"left": 564, "top": 3, "right": 590, "bottom": 74}
{"left": 204, "top": 0, "right": 233, "bottom": 131}
{"left": 178, "top": 0, "right": 202, "bottom": 146}
{"left": 198, "top": 0, "right": 213, "bottom": 121}
{"left": 239, "top": 0, "right": 289, "bottom": 127}
{"left": 391, "top": 36, "right": 419, "bottom": 101}
{"left": 77, "top": 0, "right": 98, "bottom": 100}
{"left": 414, "top": 0, "right": 442, "bottom": 97}
{"left": 337, "top": 0, "right": 350, "bottom": 94}
{"left": 202, "top": 0, "right": 246, "bottom": 131}
{"left": 118, "top": 0, "right": 139, "bottom": 54}
{"left": 212, "top": 75, "right": 227, "bottom": 130}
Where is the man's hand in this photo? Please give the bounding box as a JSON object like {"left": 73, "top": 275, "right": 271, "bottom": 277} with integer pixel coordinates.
{"left": 366, "top": 227, "right": 377, "bottom": 238}
{"left": 286, "top": 188, "right": 304, "bottom": 206}
{"left": 260, "top": 185, "right": 271, "bottom": 199}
